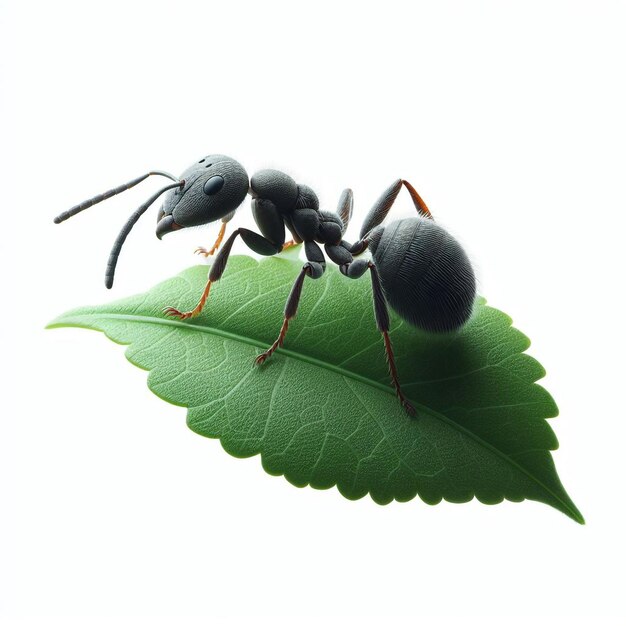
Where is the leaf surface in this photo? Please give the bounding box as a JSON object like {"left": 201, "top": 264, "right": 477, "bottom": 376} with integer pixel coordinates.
{"left": 48, "top": 255, "right": 583, "bottom": 522}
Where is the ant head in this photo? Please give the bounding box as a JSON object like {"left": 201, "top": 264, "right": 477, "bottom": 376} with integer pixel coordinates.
{"left": 156, "top": 155, "right": 249, "bottom": 239}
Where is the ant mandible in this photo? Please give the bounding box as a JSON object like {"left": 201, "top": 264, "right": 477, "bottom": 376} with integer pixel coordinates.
{"left": 54, "top": 154, "right": 476, "bottom": 415}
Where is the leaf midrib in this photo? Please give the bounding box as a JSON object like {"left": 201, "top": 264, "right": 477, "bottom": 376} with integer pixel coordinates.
{"left": 49, "top": 311, "right": 582, "bottom": 522}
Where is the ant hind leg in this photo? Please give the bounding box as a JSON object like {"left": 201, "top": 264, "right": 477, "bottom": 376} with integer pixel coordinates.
{"left": 358, "top": 179, "right": 433, "bottom": 242}
{"left": 368, "top": 262, "right": 416, "bottom": 416}
{"left": 342, "top": 259, "right": 416, "bottom": 416}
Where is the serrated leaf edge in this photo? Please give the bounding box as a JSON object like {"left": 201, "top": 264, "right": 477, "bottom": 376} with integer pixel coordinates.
{"left": 47, "top": 311, "right": 584, "bottom": 524}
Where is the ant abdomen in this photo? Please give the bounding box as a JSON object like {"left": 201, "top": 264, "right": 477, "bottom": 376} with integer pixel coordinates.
{"left": 369, "top": 217, "right": 476, "bottom": 333}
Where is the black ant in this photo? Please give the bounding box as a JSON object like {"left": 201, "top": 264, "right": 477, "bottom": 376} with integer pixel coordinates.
{"left": 54, "top": 154, "right": 476, "bottom": 415}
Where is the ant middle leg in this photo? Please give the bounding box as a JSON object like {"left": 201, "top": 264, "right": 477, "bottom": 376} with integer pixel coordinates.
{"left": 255, "top": 241, "right": 326, "bottom": 364}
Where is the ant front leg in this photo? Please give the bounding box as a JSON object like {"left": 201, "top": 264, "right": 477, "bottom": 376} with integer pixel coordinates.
{"left": 255, "top": 241, "right": 326, "bottom": 364}
{"left": 164, "top": 197, "right": 286, "bottom": 320}
{"left": 341, "top": 258, "right": 416, "bottom": 416}
{"left": 195, "top": 210, "right": 236, "bottom": 258}
{"left": 163, "top": 227, "right": 281, "bottom": 320}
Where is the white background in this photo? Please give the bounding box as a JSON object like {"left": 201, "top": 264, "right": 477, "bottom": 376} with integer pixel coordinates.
{"left": 1, "top": 1, "right": 625, "bottom": 624}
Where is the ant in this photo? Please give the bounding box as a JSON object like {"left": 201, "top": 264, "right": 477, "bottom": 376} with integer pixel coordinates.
{"left": 54, "top": 154, "right": 476, "bottom": 415}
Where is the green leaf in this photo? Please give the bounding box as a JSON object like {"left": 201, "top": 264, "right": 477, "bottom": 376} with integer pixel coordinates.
{"left": 47, "top": 254, "right": 583, "bottom": 523}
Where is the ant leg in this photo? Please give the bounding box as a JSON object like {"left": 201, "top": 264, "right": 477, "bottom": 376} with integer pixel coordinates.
{"left": 402, "top": 180, "right": 432, "bottom": 220}
{"left": 359, "top": 179, "right": 433, "bottom": 240}
{"left": 195, "top": 222, "right": 226, "bottom": 258}
{"left": 255, "top": 241, "right": 326, "bottom": 364}
{"left": 195, "top": 210, "right": 236, "bottom": 258}
{"left": 253, "top": 196, "right": 299, "bottom": 250}
{"left": 323, "top": 189, "right": 353, "bottom": 243}
{"left": 368, "top": 262, "right": 416, "bottom": 416}
{"left": 325, "top": 242, "right": 353, "bottom": 266}
{"left": 283, "top": 215, "right": 303, "bottom": 247}
{"left": 163, "top": 228, "right": 281, "bottom": 320}
{"left": 281, "top": 239, "right": 298, "bottom": 251}
{"left": 342, "top": 238, "right": 369, "bottom": 257}
{"left": 252, "top": 198, "right": 286, "bottom": 248}
{"left": 337, "top": 188, "right": 354, "bottom": 234}
{"left": 341, "top": 259, "right": 415, "bottom": 416}
{"left": 254, "top": 264, "right": 308, "bottom": 365}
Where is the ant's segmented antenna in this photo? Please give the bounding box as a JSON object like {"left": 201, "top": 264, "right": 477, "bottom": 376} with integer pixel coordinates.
{"left": 105, "top": 181, "right": 182, "bottom": 289}
{"left": 53, "top": 170, "right": 180, "bottom": 224}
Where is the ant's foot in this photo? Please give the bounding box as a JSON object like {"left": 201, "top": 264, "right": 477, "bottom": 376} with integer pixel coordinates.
{"left": 195, "top": 246, "right": 218, "bottom": 258}
{"left": 255, "top": 343, "right": 280, "bottom": 366}
{"left": 162, "top": 306, "right": 196, "bottom": 321}
{"left": 254, "top": 351, "right": 272, "bottom": 366}
{"left": 255, "top": 320, "right": 288, "bottom": 366}
{"left": 163, "top": 280, "right": 211, "bottom": 321}
{"left": 400, "top": 397, "right": 417, "bottom": 417}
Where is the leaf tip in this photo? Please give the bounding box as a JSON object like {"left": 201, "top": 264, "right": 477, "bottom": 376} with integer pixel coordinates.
{"left": 45, "top": 316, "right": 66, "bottom": 330}
{"left": 569, "top": 506, "right": 586, "bottom": 525}
{"left": 556, "top": 496, "right": 585, "bottom": 525}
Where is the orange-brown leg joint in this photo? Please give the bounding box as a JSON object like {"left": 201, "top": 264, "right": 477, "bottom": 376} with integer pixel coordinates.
{"left": 402, "top": 180, "right": 433, "bottom": 220}
{"left": 255, "top": 318, "right": 289, "bottom": 365}
{"left": 195, "top": 222, "right": 227, "bottom": 257}
{"left": 281, "top": 239, "right": 297, "bottom": 252}
{"left": 163, "top": 277, "right": 213, "bottom": 320}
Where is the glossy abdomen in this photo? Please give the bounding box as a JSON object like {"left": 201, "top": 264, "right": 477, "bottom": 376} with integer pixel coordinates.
{"left": 370, "top": 218, "right": 476, "bottom": 332}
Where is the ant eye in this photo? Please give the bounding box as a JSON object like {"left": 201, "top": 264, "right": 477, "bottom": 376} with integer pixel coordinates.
{"left": 203, "top": 175, "right": 224, "bottom": 195}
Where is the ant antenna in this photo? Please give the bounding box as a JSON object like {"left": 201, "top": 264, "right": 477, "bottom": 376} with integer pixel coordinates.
{"left": 53, "top": 170, "right": 180, "bottom": 224}
{"left": 105, "top": 181, "right": 183, "bottom": 289}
